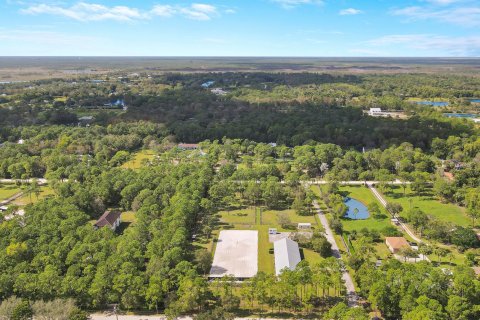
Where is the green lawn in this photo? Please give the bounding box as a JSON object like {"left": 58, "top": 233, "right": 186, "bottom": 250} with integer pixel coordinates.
{"left": 261, "top": 209, "right": 318, "bottom": 230}
{"left": 121, "top": 149, "right": 156, "bottom": 169}
{"left": 383, "top": 185, "right": 470, "bottom": 227}
{"left": 219, "top": 208, "right": 256, "bottom": 225}
{"left": 0, "top": 184, "right": 22, "bottom": 201}
{"left": 121, "top": 211, "right": 137, "bottom": 223}
{"left": 12, "top": 185, "right": 55, "bottom": 206}
{"left": 338, "top": 186, "right": 392, "bottom": 232}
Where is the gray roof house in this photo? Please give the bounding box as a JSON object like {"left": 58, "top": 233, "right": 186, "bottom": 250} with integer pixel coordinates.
{"left": 274, "top": 238, "right": 302, "bottom": 276}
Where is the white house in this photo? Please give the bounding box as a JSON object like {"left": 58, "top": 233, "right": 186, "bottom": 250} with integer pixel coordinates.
{"left": 369, "top": 108, "right": 382, "bottom": 116}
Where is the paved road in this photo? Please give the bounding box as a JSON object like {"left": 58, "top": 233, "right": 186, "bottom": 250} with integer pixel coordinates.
{"left": 313, "top": 200, "right": 358, "bottom": 307}
{"left": 0, "top": 178, "right": 48, "bottom": 184}
{"left": 90, "top": 314, "right": 289, "bottom": 320}
{"left": 367, "top": 183, "right": 422, "bottom": 243}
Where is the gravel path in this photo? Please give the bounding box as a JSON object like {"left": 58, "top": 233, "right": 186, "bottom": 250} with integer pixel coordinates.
{"left": 367, "top": 184, "right": 422, "bottom": 243}
{"left": 313, "top": 200, "right": 358, "bottom": 307}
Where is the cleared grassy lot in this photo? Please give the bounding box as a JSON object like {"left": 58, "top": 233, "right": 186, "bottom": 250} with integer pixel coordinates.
{"left": 383, "top": 185, "right": 469, "bottom": 227}
{"left": 261, "top": 209, "right": 318, "bottom": 230}
{"left": 121, "top": 149, "right": 156, "bottom": 169}
{"left": 220, "top": 208, "right": 256, "bottom": 225}
{"left": 12, "top": 185, "right": 55, "bottom": 206}
{"left": 0, "top": 184, "right": 22, "bottom": 201}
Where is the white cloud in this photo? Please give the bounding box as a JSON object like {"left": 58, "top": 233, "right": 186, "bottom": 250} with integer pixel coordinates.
{"left": 151, "top": 5, "right": 176, "bottom": 17}
{"left": 339, "top": 8, "right": 363, "bottom": 15}
{"left": 271, "top": 0, "right": 323, "bottom": 9}
{"left": 392, "top": 4, "right": 480, "bottom": 27}
{"left": 21, "top": 2, "right": 144, "bottom": 22}
{"left": 21, "top": 2, "right": 224, "bottom": 22}
{"left": 367, "top": 34, "right": 480, "bottom": 56}
{"left": 179, "top": 3, "right": 218, "bottom": 20}
{"left": 424, "top": 0, "right": 464, "bottom": 5}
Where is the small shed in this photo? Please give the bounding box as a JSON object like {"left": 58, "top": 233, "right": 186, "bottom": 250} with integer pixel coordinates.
{"left": 268, "top": 228, "right": 277, "bottom": 235}
{"left": 298, "top": 223, "right": 312, "bottom": 230}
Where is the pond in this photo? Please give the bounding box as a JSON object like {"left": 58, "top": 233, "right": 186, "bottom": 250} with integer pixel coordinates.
{"left": 469, "top": 99, "right": 480, "bottom": 103}
{"left": 344, "top": 197, "right": 370, "bottom": 220}
{"left": 414, "top": 101, "right": 449, "bottom": 107}
{"left": 443, "top": 113, "right": 478, "bottom": 118}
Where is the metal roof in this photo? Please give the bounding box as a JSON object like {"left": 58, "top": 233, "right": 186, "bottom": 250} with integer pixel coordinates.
{"left": 274, "top": 238, "right": 301, "bottom": 276}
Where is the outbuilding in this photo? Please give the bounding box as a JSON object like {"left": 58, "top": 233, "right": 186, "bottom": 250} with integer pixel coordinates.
{"left": 274, "top": 238, "right": 301, "bottom": 276}
{"left": 298, "top": 223, "right": 312, "bottom": 230}
{"left": 385, "top": 237, "right": 410, "bottom": 254}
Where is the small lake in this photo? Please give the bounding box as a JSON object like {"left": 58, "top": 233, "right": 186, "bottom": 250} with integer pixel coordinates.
{"left": 443, "top": 113, "right": 478, "bottom": 118}
{"left": 469, "top": 99, "right": 480, "bottom": 103}
{"left": 415, "top": 101, "right": 449, "bottom": 107}
{"left": 344, "top": 197, "right": 370, "bottom": 220}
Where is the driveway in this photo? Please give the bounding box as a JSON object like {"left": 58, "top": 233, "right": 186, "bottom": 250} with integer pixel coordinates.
{"left": 313, "top": 200, "right": 358, "bottom": 307}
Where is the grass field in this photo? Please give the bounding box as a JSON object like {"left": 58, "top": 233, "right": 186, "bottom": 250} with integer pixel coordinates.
{"left": 0, "top": 184, "right": 22, "bottom": 201}
{"left": 121, "top": 149, "right": 156, "bottom": 169}
{"left": 219, "top": 208, "right": 256, "bottom": 225}
{"left": 12, "top": 185, "right": 55, "bottom": 206}
{"left": 383, "top": 185, "right": 470, "bottom": 227}
{"left": 261, "top": 209, "right": 318, "bottom": 230}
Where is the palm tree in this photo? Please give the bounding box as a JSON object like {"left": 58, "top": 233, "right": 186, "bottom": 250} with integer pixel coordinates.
{"left": 353, "top": 207, "right": 359, "bottom": 220}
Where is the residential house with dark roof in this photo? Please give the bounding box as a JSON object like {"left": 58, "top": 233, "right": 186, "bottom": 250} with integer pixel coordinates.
{"left": 94, "top": 210, "right": 122, "bottom": 231}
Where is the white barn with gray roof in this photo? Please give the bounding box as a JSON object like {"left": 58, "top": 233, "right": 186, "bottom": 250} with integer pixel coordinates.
{"left": 274, "top": 237, "right": 301, "bottom": 276}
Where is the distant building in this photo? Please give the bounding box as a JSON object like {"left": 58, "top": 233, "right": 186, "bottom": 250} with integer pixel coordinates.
{"left": 201, "top": 81, "right": 215, "bottom": 88}
{"left": 385, "top": 237, "right": 410, "bottom": 254}
{"left": 178, "top": 143, "right": 200, "bottom": 150}
{"left": 94, "top": 210, "right": 121, "bottom": 231}
{"left": 103, "top": 99, "right": 125, "bottom": 108}
{"left": 274, "top": 238, "right": 301, "bottom": 276}
{"left": 78, "top": 116, "right": 94, "bottom": 126}
{"left": 211, "top": 88, "right": 227, "bottom": 95}
{"left": 369, "top": 108, "right": 382, "bottom": 116}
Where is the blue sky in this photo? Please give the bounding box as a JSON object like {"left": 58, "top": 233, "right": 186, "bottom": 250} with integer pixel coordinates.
{"left": 1, "top": 0, "right": 480, "bottom": 56}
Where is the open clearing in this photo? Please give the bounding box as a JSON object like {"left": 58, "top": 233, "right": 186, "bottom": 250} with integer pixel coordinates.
{"left": 0, "top": 184, "right": 21, "bottom": 201}
{"left": 383, "top": 185, "right": 470, "bottom": 227}
{"left": 12, "top": 185, "right": 55, "bottom": 206}
{"left": 210, "top": 230, "right": 258, "bottom": 278}
{"left": 121, "top": 150, "right": 156, "bottom": 169}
